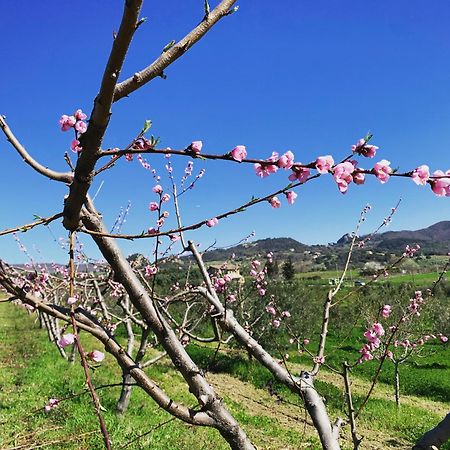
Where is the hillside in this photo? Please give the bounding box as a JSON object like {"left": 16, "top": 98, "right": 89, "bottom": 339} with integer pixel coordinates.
{"left": 337, "top": 220, "right": 450, "bottom": 254}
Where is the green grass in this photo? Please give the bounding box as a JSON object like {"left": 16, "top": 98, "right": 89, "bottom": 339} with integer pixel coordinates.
{"left": 187, "top": 342, "right": 450, "bottom": 449}
{"left": 1, "top": 302, "right": 448, "bottom": 449}
{"left": 0, "top": 303, "right": 323, "bottom": 449}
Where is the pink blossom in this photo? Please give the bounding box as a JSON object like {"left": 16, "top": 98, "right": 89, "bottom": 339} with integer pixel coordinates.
{"left": 313, "top": 355, "right": 325, "bottom": 364}
{"left": 152, "top": 185, "right": 163, "bottom": 193}
{"left": 70, "top": 139, "right": 82, "bottom": 153}
{"left": 281, "top": 310, "right": 291, "bottom": 318}
{"left": 44, "top": 398, "right": 59, "bottom": 412}
{"left": 74, "top": 109, "right": 87, "bottom": 121}
{"left": 373, "top": 160, "right": 392, "bottom": 183}
{"left": 411, "top": 165, "right": 430, "bottom": 185}
{"left": 230, "top": 145, "right": 247, "bottom": 162}
{"left": 303, "top": 339, "right": 310, "bottom": 345}
{"left": 266, "top": 306, "right": 276, "bottom": 316}
{"left": 227, "top": 294, "right": 237, "bottom": 303}
{"left": 206, "top": 217, "right": 219, "bottom": 227}
{"left": 430, "top": 170, "right": 450, "bottom": 196}
{"left": 315, "top": 155, "right": 334, "bottom": 174}
{"left": 75, "top": 120, "right": 87, "bottom": 134}
{"left": 372, "top": 322, "right": 385, "bottom": 336}
{"left": 59, "top": 114, "right": 76, "bottom": 131}
{"left": 332, "top": 161, "right": 354, "bottom": 193}
{"left": 269, "top": 197, "right": 281, "bottom": 208}
{"left": 381, "top": 304, "right": 392, "bottom": 318}
{"left": 67, "top": 296, "right": 77, "bottom": 305}
{"left": 258, "top": 288, "right": 266, "bottom": 296}
{"left": 254, "top": 162, "right": 278, "bottom": 178}
{"left": 285, "top": 191, "right": 298, "bottom": 205}
{"left": 161, "top": 193, "right": 170, "bottom": 203}
{"left": 148, "top": 202, "right": 159, "bottom": 212}
{"left": 277, "top": 151, "right": 295, "bottom": 169}
{"left": 288, "top": 165, "right": 310, "bottom": 183}
{"left": 125, "top": 153, "right": 133, "bottom": 161}
{"left": 441, "top": 335, "right": 449, "bottom": 343}
{"left": 352, "top": 138, "right": 378, "bottom": 158}
{"left": 58, "top": 333, "right": 76, "bottom": 348}
{"left": 353, "top": 171, "right": 365, "bottom": 185}
{"left": 359, "top": 346, "right": 374, "bottom": 362}
{"left": 87, "top": 350, "right": 105, "bottom": 363}
{"left": 156, "top": 218, "right": 165, "bottom": 228}
{"left": 190, "top": 141, "right": 203, "bottom": 153}
{"left": 272, "top": 319, "right": 281, "bottom": 328}
{"left": 145, "top": 265, "right": 158, "bottom": 277}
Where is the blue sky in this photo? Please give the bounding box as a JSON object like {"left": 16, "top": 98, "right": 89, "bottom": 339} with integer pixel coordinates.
{"left": 1, "top": 1, "right": 450, "bottom": 263}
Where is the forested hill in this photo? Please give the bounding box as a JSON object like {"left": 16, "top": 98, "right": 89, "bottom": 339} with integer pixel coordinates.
{"left": 203, "top": 221, "right": 450, "bottom": 262}
{"left": 337, "top": 221, "right": 450, "bottom": 254}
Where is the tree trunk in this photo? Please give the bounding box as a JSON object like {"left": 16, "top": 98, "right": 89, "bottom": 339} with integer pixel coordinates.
{"left": 116, "top": 373, "right": 134, "bottom": 415}
{"left": 394, "top": 362, "right": 400, "bottom": 408}
{"left": 413, "top": 413, "right": 450, "bottom": 449}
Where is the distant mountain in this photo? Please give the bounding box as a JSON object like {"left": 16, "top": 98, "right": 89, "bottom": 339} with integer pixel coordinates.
{"left": 202, "top": 221, "right": 450, "bottom": 265}
{"left": 201, "top": 237, "right": 313, "bottom": 262}
{"left": 337, "top": 221, "right": 450, "bottom": 254}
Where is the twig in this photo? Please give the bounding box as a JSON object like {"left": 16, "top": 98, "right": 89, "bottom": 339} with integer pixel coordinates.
{"left": 0, "top": 213, "right": 63, "bottom": 237}
{"left": 68, "top": 232, "right": 112, "bottom": 449}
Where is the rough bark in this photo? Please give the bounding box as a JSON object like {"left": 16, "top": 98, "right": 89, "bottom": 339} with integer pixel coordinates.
{"left": 190, "top": 242, "right": 341, "bottom": 450}
{"left": 81, "top": 207, "right": 255, "bottom": 450}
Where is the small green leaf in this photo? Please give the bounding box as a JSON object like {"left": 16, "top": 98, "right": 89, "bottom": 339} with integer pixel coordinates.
{"left": 162, "top": 40, "right": 175, "bottom": 53}
{"left": 141, "top": 120, "right": 152, "bottom": 134}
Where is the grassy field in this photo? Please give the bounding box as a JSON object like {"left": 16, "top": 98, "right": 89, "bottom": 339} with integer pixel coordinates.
{"left": 0, "top": 302, "right": 449, "bottom": 450}
{"left": 294, "top": 268, "right": 446, "bottom": 288}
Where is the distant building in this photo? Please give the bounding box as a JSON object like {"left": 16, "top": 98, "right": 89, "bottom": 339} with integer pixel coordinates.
{"left": 207, "top": 263, "right": 245, "bottom": 283}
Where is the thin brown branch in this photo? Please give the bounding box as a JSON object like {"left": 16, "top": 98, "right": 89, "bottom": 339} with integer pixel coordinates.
{"left": 68, "top": 232, "right": 112, "bottom": 450}
{"left": 0, "top": 115, "right": 72, "bottom": 182}
{"left": 79, "top": 174, "right": 320, "bottom": 240}
{"left": 0, "top": 212, "right": 64, "bottom": 237}
{"left": 113, "top": 0, "right": 238, "bottom": 102}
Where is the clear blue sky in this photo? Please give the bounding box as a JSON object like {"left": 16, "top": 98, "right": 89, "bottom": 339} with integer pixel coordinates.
{"left": 1, "top": 1, "right": 450, "bottom": 263}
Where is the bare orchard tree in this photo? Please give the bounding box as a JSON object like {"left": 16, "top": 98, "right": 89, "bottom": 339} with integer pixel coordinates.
{"left": 0, "top": 2, "right": 449, "bottom": 449}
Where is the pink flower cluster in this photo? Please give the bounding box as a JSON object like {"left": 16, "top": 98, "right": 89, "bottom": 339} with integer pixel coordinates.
{"left": 268, "top": 191, "right": 298, "bottom": 208}
{"left": 352, "top": 138, "right": 378, "bottom": 158}
{"left": 359, "top": 322, "right": 385, "bottom": 363}
{"left": 59, "top": 109, "right": 88, "bottom": 153}
{"left": 381, "top": 304, "right": 392, "bottom": 318}
{"left": 148, "top": 184, "right": 171, "bottom": 231}
{"left": 255, "top": 152, "right": 282, "bottom": 178}
{"left": 249, "top": 259, "right": 267, "bottom": 296}
{"left": 145, "top": 265, "right": 158, "bottom": 278}
{"left": 407, "top": 290, "right": 425, "bottom": 316}
{"left": 265, "top": 300, "right": 291, "bottom": 329}
{"left": 213, "top": 273, "right": 233, "bottom": 293}
{"left": 403, "top": 244, "right": 420, "bottom": 258}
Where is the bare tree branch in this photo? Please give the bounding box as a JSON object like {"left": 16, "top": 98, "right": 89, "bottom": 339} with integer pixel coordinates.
{"left": 113, "top": 0, "right": 238, "bottom": 102}
{"left": 63, "top": 0, "right": 144, "bottom": 231}
{"left": 0, "top": 116, "right": 72, "bottom": 182}
{"left": 0, "top": 212, "right": 63, "bottom": 237}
